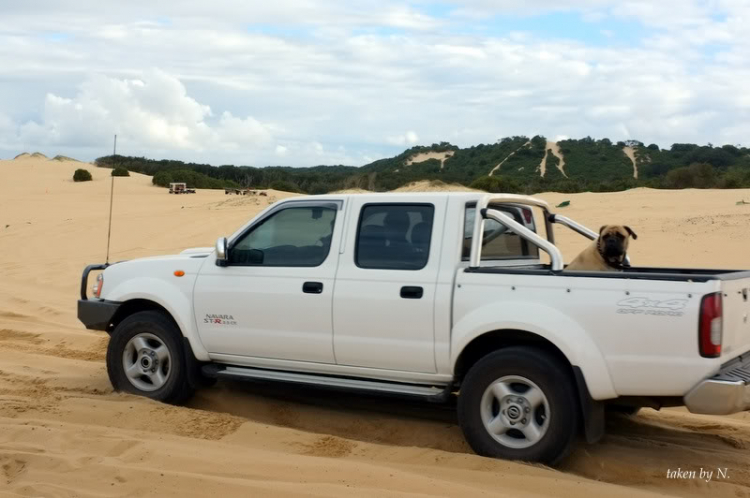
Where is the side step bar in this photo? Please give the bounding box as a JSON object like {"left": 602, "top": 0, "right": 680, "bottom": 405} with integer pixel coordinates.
{"left": 202, "top": 364, "right": 454, "bottom": 403}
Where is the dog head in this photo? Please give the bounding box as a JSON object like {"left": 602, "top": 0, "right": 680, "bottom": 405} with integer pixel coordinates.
{"left": 598, "top": 225, "right": 637, "bottom": 266}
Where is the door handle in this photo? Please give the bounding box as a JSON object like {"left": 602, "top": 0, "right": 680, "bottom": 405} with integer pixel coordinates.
{"left": 303, "top": 281, "right": 323, "bottom": 294}
{"left": 400, "top": 286, "right": 423, "bottom": 299}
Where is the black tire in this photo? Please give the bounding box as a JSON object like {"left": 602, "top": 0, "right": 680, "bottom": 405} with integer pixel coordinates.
{"left": 106, "top": 310, "right": 195, "bottom": 405}
{"left": 457, "top": 347, "right": 579, "bottom": 466}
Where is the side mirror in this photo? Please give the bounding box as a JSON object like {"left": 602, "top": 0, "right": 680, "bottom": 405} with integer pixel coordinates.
{"left": 215, "top": 237, "right": 228, "bottom": 265}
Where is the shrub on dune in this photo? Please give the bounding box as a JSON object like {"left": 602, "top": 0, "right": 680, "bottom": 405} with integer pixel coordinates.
{"left": 73, "top": 169, "right": 93, "bottom": 182}
{"left": 112, "top": 167, "right": 130, "bottom": 177}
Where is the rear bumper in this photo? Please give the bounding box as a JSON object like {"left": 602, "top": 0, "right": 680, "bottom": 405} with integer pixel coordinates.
{"left": 684, "top": 355, "right": 750, "bottom": 415}
{"left": 78, "top": 299, "right": 120, "bottom": 331}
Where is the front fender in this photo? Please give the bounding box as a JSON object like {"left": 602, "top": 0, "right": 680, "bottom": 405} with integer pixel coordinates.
{"left": 451, "top": 301, "right": 617, "bottom": 400}
{"left": 105, "top": 277, "right": 209, "bottom": 361}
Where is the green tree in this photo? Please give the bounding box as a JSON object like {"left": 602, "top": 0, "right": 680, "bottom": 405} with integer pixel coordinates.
{"left": 112, "top": 167, "right": 130, "bottom": 177}
{"left": 95, "top": 136, "right": 750, "bottom": 195}
{"left": 470, "top": 175, "right": 522, "bottom": 193}
{"left": 270, "top": 180, "right": 302, "bottom": 193}
{"left": 665, "top": 163, "right": 715, "bottom": 189}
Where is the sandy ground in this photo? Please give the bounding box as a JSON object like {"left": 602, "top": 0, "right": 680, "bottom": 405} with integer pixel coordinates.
{"left": 2, "top": 157, "right": 750, "bottom": 497}
{"left": 623, "top": 146, "right": 638, "bottom": 179}
{"left": 536, "top": 142, "right": 568, "bottom": 178}
{"left": 405, "top": 151, "right": 455, "bottom": 170}
{"left": 546, "top": 141, "right": 567, "bottom": 177}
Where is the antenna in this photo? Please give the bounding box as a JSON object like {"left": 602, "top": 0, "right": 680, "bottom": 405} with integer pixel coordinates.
{"left": 105, "top": 134, "right": 117, "bottom": 264}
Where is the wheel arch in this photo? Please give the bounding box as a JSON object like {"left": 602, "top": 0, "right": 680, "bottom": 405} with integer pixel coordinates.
{"left": 109, "top": 299, "right": 176, "bottom": 333}
{"left": 449, "top": 300, "right": 617, "bottom": 400}
{"left": 453, "top": 329, "right": 606, "bottom": 445}
{"left": 106, "top": 293, "right": 210, "bottom": 362}
{"left": 454, "top": 329, "right": 571, "bottom": 384}
{"left": 108, "top": 298, "right": 211, "bottom": 390}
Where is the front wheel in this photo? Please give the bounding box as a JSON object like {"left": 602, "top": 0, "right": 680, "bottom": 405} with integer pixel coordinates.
{"left": 457, "top": 347, "right": 579, "bottom": 466}
{"left": 106, "top": 311, "right": 194, "bottom": 404}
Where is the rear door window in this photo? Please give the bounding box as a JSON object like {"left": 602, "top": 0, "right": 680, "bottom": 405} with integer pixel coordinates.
{"left": 356, "top": 204, "right": 434, "bottom": 270}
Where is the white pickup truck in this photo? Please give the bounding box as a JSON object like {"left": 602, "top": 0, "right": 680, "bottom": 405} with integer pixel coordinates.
{"left": 77, "top": 192, "right": 750, "bottom": 465}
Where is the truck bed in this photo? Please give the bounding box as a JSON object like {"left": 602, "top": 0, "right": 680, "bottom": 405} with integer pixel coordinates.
{"left": 465, "top": 264, "right": 750, "bottom": 282}
{"left": 455, "top": 263, "right": 750, "bottom": 399}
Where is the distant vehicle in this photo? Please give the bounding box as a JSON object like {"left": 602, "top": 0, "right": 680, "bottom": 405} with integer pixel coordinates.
{"left": 225, "top": 188, "right": 259, "bottom": 196}
{"left": 77, "top": 192, "right": 750, "bottom": 466}
{"left": 169, "top": 183, "right": 196, "bottom": 194}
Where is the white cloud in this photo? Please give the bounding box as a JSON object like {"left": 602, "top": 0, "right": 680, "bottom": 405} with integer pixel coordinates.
{"left": 216, "top": 112, "right": 274, "bottom": 149}
{"left": 1, "top": 0, "right": 750, "bottom": 165}
{"left": 386, "top": 131, "right": 420, "bottom": 146}
{"left": 7, "top": 70, "right": 275, "bottom": 158}
{"left": 382, "top": 6, "right": 444, "bottom": 30}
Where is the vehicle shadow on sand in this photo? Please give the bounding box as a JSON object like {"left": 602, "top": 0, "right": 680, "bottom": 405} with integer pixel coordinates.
{"left": 188, "top": 379, "right": 750, "bottom": 492}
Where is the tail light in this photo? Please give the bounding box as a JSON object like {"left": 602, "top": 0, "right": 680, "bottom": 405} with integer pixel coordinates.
{"left": 92, "top": 273, "right": 104, "bottom": 299}
{"left": 699, "top": 292, "right": 722, "bottom": 358}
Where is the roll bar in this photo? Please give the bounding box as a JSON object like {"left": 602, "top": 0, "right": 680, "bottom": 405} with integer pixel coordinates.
{"left": 468, "top": 194, "right": 631, "bottom": 270}
{"left": 485, "top": 209, "right": 564, "bottom": 271}
{"left": 548, "top": 214, "right": 597, "bottom": 239}
{"left": 469, "top": 194, "right": 559, "bottom": 270}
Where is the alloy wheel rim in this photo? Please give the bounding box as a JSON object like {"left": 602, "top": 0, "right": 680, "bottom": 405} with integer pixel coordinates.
{"left": 480, "top": 375, "right": 551, "bottom": 449}
{"left": 122, "top": 332, "right": 172, "bottom": 392}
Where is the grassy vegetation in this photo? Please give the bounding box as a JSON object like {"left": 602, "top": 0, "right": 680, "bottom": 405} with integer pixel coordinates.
{"left": 95, "top": 136, "right": 750, "bottom": 194}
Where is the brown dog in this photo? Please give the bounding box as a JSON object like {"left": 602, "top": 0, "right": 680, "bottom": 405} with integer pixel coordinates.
{"left": 565, "top": 225, "right": 637, "bottom": 271}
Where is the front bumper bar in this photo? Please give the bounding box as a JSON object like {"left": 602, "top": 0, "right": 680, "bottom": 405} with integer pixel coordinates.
{"left": 78, "top": 299, "right": 121, "bottom": 331}
{"left": 684, "top": 354, "right": 750, "bottom": 415}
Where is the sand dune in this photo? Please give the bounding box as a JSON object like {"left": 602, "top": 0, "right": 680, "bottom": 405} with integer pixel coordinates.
{"left": 537, "top": 142, "right": 568, "bottom": 178}
{"left": 392, "top": 180, "right": 478, "bottom": 192}
{"left": 51, "top": 154, "right": 80, "bottom": 162}
{"left": 405, "top": 150, "right": 455, "bottom": 170}
{"left": 546, "top": 141, "right": 567, "bottom": 177}
{"left": 2, "top": 156, "right": 750, "bottom": 496}
{"left": 623, "top": 146, "right": 638, "bottom": 179}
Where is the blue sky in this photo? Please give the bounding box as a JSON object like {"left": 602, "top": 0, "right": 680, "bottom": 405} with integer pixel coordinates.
{"left": 0, "top": 0, "right": 748, "bottom": 166}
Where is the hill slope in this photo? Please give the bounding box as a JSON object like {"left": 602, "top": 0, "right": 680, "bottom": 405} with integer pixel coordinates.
{"left": 93, "top": 136, "right": 750, "bottom": 194}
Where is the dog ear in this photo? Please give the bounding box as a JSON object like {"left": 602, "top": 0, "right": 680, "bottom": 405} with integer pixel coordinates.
{"left": 599, "top": 225, "right": 607, "bottom": 235}
{"left": 624, "top": 226, "right": 637, "bottom": 240}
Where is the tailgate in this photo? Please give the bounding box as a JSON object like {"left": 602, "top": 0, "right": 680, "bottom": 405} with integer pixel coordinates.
{"left": 721, "top": 277, "right": 750, "bottom": 359}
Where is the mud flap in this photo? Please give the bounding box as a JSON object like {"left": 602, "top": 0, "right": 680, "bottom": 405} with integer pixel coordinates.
{"left": 183, "top": 337, "right": 216, "bottom": 389}
{"left": 572, "top": 366, "right": 605, "bottom": 444}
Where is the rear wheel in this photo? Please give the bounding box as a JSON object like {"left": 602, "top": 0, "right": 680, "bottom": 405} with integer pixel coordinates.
{"left": 457, "top": 347, "right": 579, "bottom": 466}
{"left": 107, "top": 311, "right": 194, "bottom": 404}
